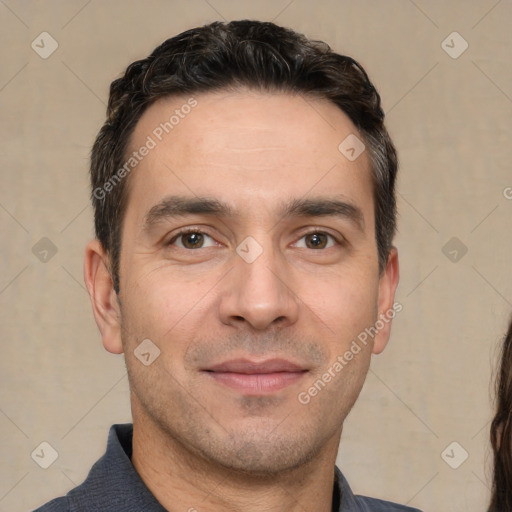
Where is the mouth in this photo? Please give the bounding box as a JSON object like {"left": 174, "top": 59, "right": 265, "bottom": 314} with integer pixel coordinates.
{"left": 202, "top": 358, "right": 309, "bottom": 394}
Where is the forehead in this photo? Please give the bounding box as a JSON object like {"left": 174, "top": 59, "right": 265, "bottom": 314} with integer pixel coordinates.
{"left": 124, "top": 89, "right": 373, "bottom": 221}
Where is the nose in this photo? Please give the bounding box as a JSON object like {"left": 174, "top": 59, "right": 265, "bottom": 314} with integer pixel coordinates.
{"left": 218, "top": 241, "right": 300, "bottom": 331}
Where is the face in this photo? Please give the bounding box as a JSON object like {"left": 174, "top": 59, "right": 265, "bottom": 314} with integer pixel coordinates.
{"left": 86, "top": 89, "right": 399, "bottom": 474}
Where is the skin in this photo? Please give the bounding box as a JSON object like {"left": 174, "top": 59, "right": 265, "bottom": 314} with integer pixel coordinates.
{"left": 84, "top": 89, "right": 399, "bottom": 512}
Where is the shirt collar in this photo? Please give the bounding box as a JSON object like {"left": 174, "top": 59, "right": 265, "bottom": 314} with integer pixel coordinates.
{"left": 69, "top": 423, "right": 360, "bottom": 512}
{"left": 67, "top": 424, "right": 167, "bottom": 511}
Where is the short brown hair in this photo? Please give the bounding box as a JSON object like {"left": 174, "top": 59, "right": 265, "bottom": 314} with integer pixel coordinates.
{"left": 90, "top": 20, "right": 398, "bottom": 293}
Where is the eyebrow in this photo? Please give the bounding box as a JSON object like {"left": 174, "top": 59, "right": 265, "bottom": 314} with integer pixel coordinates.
{"left": 281, "top": 197, "right": 365, "bottom": 231}
{"left": 143, "top": 195, "right": 365, "bottom": 232}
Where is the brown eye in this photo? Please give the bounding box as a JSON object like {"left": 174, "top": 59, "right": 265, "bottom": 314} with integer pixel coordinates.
{"left": 170, "top": 231, "right": 216, "bottom": 249}
{"left": 181, "top": 232, "right": 204, "bottom": 249}
{"left": 304, "top": 233, "right": 329, "bottom": 249}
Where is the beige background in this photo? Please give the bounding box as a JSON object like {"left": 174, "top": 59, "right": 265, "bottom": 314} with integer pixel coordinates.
{"left": 1, "top": 1, "right": 511, "bottom": 511}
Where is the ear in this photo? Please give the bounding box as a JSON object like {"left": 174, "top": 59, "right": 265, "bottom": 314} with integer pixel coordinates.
{"left": 84, "top": 239, "right": 123, "bottom": 354}
{"left": 372, "top": 247, "right": 400, "bottom": 355}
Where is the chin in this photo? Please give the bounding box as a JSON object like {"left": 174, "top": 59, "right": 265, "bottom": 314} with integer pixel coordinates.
{"left": 195, "top": 427, "right": 325, "bottom": 477}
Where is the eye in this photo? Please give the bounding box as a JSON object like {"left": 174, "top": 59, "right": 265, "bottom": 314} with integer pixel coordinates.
{"left": 169, "top": 230, "right": 218, "bottom": 249}
{"left": 294, "top": 232, "right": 338, "bottom": 250}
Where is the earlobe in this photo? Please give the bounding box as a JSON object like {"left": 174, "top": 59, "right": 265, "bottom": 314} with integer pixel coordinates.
{"left": 84, "top": 240, "right": 124, "bottom": 354}
{"left": 372, "top": 247, "right": 400, "bottom": 355}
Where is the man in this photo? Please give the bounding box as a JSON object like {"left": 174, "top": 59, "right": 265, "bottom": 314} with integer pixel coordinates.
{"left": 35, "top": 20, "right": 419, "bottom": 512}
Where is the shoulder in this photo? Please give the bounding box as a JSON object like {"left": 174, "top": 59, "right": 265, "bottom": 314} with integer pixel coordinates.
{"left": 355, "top": 495, "right": 422, "bottom": 511}
{"left": 335, "top": 466, "right": 422, "bottom": 512}
{"left": 32, "top": 496, "right": 68, "bottom": 512}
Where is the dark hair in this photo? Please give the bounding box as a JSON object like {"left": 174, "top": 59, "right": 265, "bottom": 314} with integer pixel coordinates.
{"left": 90, "top": 20, "right": 398, "bottom": 293}
{"left": 489, "top": 317, "right": 512, "bottom": 511}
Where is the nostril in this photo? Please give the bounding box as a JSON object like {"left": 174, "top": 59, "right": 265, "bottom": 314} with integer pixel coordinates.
{"left": 274, "top": 316, "right": 286, "bottom": 324}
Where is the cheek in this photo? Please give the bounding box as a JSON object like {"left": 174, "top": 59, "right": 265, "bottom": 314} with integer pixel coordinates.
{"left": 120, "top": 267, "right": 215, "bottom": 349}
{"left": 297, "top": 269, "right": 379, "bottom": 345}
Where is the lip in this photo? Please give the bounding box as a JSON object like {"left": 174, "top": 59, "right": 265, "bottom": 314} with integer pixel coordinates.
{"left": 206, "top": 358, "right": 306, "bottom": 374}
{"left": 203, "top": 358, "right": 308, "bottom": 394}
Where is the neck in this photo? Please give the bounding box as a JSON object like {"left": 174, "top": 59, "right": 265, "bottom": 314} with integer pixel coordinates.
{"left": 131, "top": 413, "right": 341, "bottom": 512}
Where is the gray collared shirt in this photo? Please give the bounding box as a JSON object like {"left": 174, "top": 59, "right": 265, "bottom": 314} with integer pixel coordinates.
{"left": 33, "top": 424, "right": 422, "bottom": 512}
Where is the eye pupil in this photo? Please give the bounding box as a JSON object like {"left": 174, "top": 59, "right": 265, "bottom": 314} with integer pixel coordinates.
{"left": 306, "top": 233, "right": 327, "bottom": 249}
{"left": 176, "top": 232, "right": 332, "bottom": 250}
{"left": 183, "top": 232, "right": 204, "bottom": 249}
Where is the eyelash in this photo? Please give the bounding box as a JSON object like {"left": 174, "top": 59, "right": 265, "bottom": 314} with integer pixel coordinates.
{"left": 168, "top": 228, "right": 217, "bottom": 247}
{"left": 167, "top": 227, "right": 342, "bottom": 249}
